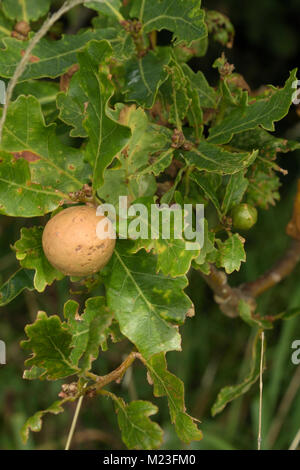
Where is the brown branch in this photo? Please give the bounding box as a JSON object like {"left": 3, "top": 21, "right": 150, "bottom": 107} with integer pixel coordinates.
{"left": 86, "top": 352, "right": 142, "bottom": 393}
{"left": 242, "top": 240, "right": 300, "bottom": 298}
{"left": 200, "top": 265, "right": 255, "bottom": 318}
{"left": 201, "top": 182, "right": 300, "bottom": 318}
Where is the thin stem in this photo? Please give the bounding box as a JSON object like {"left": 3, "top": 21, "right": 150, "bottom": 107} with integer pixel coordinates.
{"left": 257, "top": 331, "right": 264, "bottom": 450}
{"left": 86, "top": 351, "right": 142, "bottom": 393}
{"left": 289, "top": 428, "right": 300, "bottom": 450}
{"left": 65, "top": 393, "right": 85, "bottom": 450}
{"left": 243, "top": 240, "right": 300, "bottom": 298}
{"left": 200, "top": 239, "right": 300, "bottom": 318}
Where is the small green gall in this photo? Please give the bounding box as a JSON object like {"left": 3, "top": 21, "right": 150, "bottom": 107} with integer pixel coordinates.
{"left": 231, "top": 203, "right": 258, "bottom": 231}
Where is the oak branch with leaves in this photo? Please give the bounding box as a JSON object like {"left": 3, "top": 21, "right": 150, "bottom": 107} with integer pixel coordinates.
{"left": 0, "top": 0, "right": 299, "bottom": 450}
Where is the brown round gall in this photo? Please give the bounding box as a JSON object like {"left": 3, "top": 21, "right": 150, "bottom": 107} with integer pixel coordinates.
{"left": 42, "top": 205, "right": 116, "bottom": 277}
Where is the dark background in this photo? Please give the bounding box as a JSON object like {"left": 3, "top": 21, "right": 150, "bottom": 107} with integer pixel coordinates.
{"left": 0, "top": 0, "right": 299, "bottom": 450}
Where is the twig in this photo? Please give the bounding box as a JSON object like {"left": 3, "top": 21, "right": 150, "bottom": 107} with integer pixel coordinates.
{"left": 289, "top": 428, "right": 300, "bottom": 450}
{"left": 200, "top": 265, "right": 255, "bottom": 318}
{"left": 257, "top": 331, "right": 264, "bottom": 450}
{"left": 86, "top": 351, "right": 142, "bottom": 393}
{"left": 242, "top": 240, "right": 300, "bottom": 298}
{"left": 122, "top": 360, "right": 138, "bottom": 401}
{"left": 201, "top": 240, "right": 300, "bottom": 318}
{"left": 200, "top": 184, "right": 300, "bottom": 318}
{"left": 65, "top": 393, "right": 85, "bottom": 450}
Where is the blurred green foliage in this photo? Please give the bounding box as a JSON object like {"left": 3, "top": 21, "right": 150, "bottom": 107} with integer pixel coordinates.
{"left": 201, "top": 0, "right": 300, "bottom": 88}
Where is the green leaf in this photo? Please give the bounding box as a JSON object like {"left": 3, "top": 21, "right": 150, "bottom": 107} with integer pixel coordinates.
{"left": 183, "top": 142, "right": 258, "bottom": 174}
{"left": 275, "top": 307, "right": 300, "bottom": 320}
{"left": 247, "top": 166, "right": 281, "bottom": 210}
{"left": 217, "top": 234, "right": 246, "bottom": 274}
{"left": 2, "top": 0, "right": 51, "bottom": 22}
{"left": 160, "top": 63, "right": 211, "bottom": 138}
{"left": 164, "top": 64, "right": 191, "bottom": 127}
{"left": 13, "top": 80, "right": 60, "bottom": 104}
{"left": 145, "top": 149, "right": 174, "bottom": 177}
{"left": 221, "top": 171, "right": 248, "bottom": 215}
{"left": 13, "top": 80, "right": 60, "bottom": 121}
{"left": 160, "top": 167, "right": 186, "bottom": 205}
{"left": 0, "top": 10, "right": 13, "bottom": 40}
{"left": 206, "top": 10, "right": 235, "bottom": 48}
{"left": 98, "top": 166, "right": 156, "bottom": 206}
{"left": 129, "top": 198, "right": 200, "bottom": 277}
{"left": 22, "top": 311, "right": 79, "bottom": 380}
{"left": 13, "top": 226, "right": 64, "bottom": 293}
{"left": 106, "top": 241, "right": 192, "bottom": 358}
{"left": 0, "top": 95, "right": 90, "bottom": 193}
{"left": 92, "top": 18, "right": 136, "bottom": 60}
{"left": 193, "top": 219, "right": 216, "bottom": 268}
{"left": 77, "top": 40, "right": 131, "bottom": 189}
{"left": 98, "top": 105, "right": 172, "bottom": 202}
{"left": 57, "top": 73, "right": 87, "bottom": 138}
{"left": 208, "top": 69, "right": 298, "bottom": 144}
{"left": 212, "top": 75, "right": 244, "bottom": 118}
{"left": 132, "top": 0, "right": 207, "bottom": 46}
{"left": 0, "top": 268, "right": 34, "bottom": 307}
{"left": 110, "top": 393, "right": 163, "bottom": 450}
{"left": 229, "top": 128, "right": 300, "bottom": 209}
{"left": 113, "top": 104, "right": 173, "bottom": 175}
{"left": 0, "top": 31, "right": 103, "bottom": 80}
{"left": 23, "top": 365, "right": 46, "bottom": 380}
{"left": 145, "top": 353, "right": 202, "bottom": 443}
{"left": 238, "top": 299, "right": 273, "bottom": 329}
{"left": 22, "top": 296, "right": 113, "bottom": 381}
{"left": 190, "top": 172, "right": 222, "bottom": 217}
{"left": 185, "top": 87, "right": 203, "bottom": 140}
{"left": 21, "top": 399, "right": 68, "bottom": 444}
{"left": 64, "top": 297, "right": 113, "bottom": 372}
{"left": 124, "top": 48, "right": 171, "bottom": 108}
{"left": 212, "top": 331, "right": 264, "bottom": 416}
{"left": 230, "top": 127, "right": 300, "bottom": 159}
{"left": 135, "top": 237, "right": 199, "bottom": 278}
{"left": 105, "top": 319, "right": 125, "bottom": 344}
{"left": 173, "top": 37, "right": 208, "bottom": 62}
{"left": 275, "top": 307, "right": 300, "bottom": 321}
{"left": 86, "top": 0, "right": 123, "bottom": 21}
{"left": 182, "top": 64, "right": 217, "bottom": 108}
{"left": 0, "top": 152, "right": 64, "bottom": 217}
